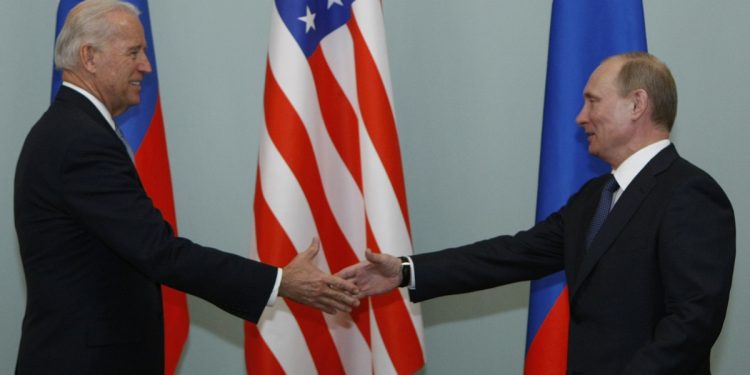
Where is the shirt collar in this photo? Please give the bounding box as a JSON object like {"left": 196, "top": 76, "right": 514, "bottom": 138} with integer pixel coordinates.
{"left": 612, "top": 139, "right": 671, "bottom": 193}
{"left": 62, "top": 81, "right": 117, "bottom": 131}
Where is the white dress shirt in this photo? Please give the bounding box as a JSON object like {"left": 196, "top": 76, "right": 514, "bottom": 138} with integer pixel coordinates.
{"left": 610, "top": 139, "right": 671, "bottom": 207}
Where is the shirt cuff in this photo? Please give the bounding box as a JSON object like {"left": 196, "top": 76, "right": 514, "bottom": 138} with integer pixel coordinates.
{"left": 266, "top": 268, "right": 282, "bottom": 306}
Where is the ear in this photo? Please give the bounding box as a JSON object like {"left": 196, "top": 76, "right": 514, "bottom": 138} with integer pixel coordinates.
{"left": 630, "top": 89, "right": 649, "bottom": 120}
{"left": 79, "top": 44, "right": 98, "bottom": 74}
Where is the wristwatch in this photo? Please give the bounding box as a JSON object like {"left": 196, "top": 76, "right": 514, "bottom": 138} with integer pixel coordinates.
{"left": 398, "top": 256, "right": 411, "bottom": 288}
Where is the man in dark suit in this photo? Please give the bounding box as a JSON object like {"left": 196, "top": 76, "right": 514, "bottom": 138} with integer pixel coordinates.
{"left": 14, "top": 1, "right": 359, "bottom": 373}
{"left": 339, "top": 52, "right": 735, "bottom": 374}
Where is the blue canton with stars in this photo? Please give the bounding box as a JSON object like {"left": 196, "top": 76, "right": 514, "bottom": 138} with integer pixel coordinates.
{"left": 276, "top": 0, "right": 355, "bottom": 57}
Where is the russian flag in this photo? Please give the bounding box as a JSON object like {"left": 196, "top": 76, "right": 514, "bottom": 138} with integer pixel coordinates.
{"left": 524, "top": 1, "right": 647, "bottom": 374}
{"left": 52, "top": 2, "right": 188, "bottom": 374}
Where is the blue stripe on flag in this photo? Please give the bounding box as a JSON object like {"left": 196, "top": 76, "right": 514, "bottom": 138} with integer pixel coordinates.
{"left": 116, "top": 0, "right": 159, "bottom": 154}
{"left": 526, "top": 0, "right": 647, "bottom": 353}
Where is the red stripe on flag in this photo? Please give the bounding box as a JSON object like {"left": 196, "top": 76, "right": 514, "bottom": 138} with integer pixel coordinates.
{"left": 263, "top": 62, "right": 359, "bottom": 273}
{"left": 245, "top": 323, "right": 285, "bottom": 375}
{"left": 348, "top": 15, "right": 412, "bottom": 234}
{"left": 308, "top": 47, "right": 376, "bottom": 349}
{"left": 264, "top": 62, "right": 374, "bottom": 342}
{"left": 524, "top": 287, "right": 569, "bottom": 375}
{"left": 351, "top": 295, "right": 372, "bottom": 347}
{"left": 311, "top": 41, "right": 389, "bottom": 350}
{"left": 160, "top": 287, "right": 188, "bottom": 375}
{"left": 367, "top": 224, "right": 425, "bottom": 374}
{"left": 135, "top": 96, "right": 176, "bottom": 228}
{"left": 252, "top": 173, "right": 347, "bottom": 374}
{"left": 287, "top": 302, "right": 347, "bottom": 375}
{"left": 308, "top": 49, "right": 362, "bottom": 191}
{"left": 133, "top": 96, "right": 188, "bottom": 375}
{"left": 253, "top": 172, "right": 296, "bottom": 268}
{"left": 371, "top": 292, "right": 423, "bottom": 374}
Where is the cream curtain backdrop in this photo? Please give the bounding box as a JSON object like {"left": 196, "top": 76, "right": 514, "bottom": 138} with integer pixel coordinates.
{"left": 1, "top": 1, "right": 748, "bottom": 373}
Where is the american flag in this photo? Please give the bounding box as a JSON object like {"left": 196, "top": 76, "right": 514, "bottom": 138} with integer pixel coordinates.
{"left": 245, "top": 0, "right": 424, "bottom": 373}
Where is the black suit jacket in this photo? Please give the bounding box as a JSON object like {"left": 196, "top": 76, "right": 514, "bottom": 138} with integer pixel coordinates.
{"left": 14, "top": 87, "right": 278, "bottom": 374}
{"left": 409, "top": 145, "right": 735, "bottom": 375}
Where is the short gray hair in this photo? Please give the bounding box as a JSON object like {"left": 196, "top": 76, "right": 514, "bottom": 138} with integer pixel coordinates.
{"left": 611, "top": 52, "right": 678, "bottom": 132}
{"left": 54, "top": 0, "right": 140, "bottom": 71}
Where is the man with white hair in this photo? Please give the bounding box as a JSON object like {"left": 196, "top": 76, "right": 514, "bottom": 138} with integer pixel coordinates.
{"left": 14, "top": 1, "right": 358, "bottom": 373}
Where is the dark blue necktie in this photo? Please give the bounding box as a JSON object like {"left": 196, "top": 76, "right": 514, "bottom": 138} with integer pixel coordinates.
{"left": 585, "top": 175, "right": 619, "bottom": 249}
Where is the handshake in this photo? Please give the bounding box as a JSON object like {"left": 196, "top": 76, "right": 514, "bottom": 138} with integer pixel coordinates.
{"left": 279, "top": 239, "right": 405, "bottom": 314}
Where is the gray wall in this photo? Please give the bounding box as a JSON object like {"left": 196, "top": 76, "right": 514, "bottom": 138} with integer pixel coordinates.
{"left": 1, "top": 1, "right": 748, "bottom": 374}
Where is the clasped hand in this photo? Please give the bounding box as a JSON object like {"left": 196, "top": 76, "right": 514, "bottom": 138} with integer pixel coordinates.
{"left": 279, "top": 238, "right": 361, "bottom": 314}
{"left": 336, "top": 249, "right": 403, "bottom": 297}
{"left": 280, "top": 242, "right": 405, "bottom": 314}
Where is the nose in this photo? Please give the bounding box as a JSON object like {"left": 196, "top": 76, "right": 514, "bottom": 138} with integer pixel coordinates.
{"left": 139, "top": 53, "right": 153, "bottom": 74}
{"left": 575, "top": 102, "right": 587, "bottom": 126}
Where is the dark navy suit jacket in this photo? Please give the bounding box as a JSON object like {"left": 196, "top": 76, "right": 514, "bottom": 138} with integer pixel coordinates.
{"left": 15, "top": 87, "right": 278, "bottom": 374}
{"left": 409, "top": 145, "right": 735, "bottom": 375}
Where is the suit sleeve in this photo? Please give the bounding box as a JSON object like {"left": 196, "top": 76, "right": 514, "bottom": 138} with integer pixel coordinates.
{"left": 623, "top": 174, "right": 735, "bottom": 374}
{"left": 59, "top": 129, "right": 278, "bottom": 322}
{"left": 408, "top": 207, "right": 568, "bottom": 302}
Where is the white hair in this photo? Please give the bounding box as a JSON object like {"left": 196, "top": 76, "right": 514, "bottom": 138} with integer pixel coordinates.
{"left": 54, "top": 0, "right": 140, "bottom": 71}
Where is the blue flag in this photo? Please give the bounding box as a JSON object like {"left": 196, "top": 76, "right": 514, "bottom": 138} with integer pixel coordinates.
{"left": 524, "top": 1, "right": 647, "bottom": 373}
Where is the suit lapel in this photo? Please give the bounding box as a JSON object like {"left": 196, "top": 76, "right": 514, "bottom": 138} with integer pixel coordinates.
{"left": 570, "top": 145, "right": 679, "bottom": 297}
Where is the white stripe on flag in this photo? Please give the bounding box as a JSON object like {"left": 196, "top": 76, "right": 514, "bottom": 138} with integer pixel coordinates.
{"left": 258, "top": 126, "right": 317, "bottom": 251}
{"left": 370, "top": 306, "right": 399, "bottom": 375}
{"left": 320, "top": 26, "right": 362, "bottom": 122}
{"left": 352, "top": 0, "right": 396, "bottom": 109}
{"left": 362, "top": 132, "right": 412, "bottom": 257}
{"left": 257, "top": 299, "right": 317, "bottom": 374}
{"left": 324, "top": 312, "right": 372, "bottom": 374}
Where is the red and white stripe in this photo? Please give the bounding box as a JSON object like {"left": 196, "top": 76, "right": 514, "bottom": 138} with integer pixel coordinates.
{"left": 245, "top": 0, "right": 424, "bottom": 373}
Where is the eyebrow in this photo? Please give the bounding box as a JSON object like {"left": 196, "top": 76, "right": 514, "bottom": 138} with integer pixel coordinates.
{"left": 583, "top": 92, "right": 600, "bottom": 100}
{"left": 126, "top": 44, "right": 147, "bottom": 52}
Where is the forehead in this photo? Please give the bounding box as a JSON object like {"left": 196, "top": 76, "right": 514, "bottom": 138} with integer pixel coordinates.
{"left": 585, "top": 59, "right": 622, "bottom": 95}
{"left": 104, "top": 10, "right": 146, "bottom": 44}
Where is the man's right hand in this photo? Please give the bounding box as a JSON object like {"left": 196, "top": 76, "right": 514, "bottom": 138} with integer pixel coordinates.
{"left": 336, "top": 249, "right": 402, "bottom": 297}
{"left": 279, "top": 238, "right": 360, "bottom": 314}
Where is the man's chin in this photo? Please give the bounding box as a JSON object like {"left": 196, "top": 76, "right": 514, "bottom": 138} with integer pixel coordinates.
{"left": 128, "top": 88, "right": 142, "bottom": 102}
{"left": 127, "top": 97, "right": 142, "bottom": 106}
{"left": 587, "top": 144, "right": 599, "bottom": 156}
